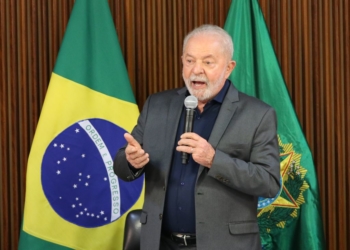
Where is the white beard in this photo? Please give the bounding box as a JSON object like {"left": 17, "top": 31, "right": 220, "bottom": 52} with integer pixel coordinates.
{"left": 183, "top": 69, "right": 227, "bottom": 101}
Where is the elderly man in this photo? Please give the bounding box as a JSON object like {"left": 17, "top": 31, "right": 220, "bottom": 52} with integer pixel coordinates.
{"left": 114, "top": 24, "right": 280, "bottom": 250}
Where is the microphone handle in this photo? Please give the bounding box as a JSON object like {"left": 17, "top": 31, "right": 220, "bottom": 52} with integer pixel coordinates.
{"left": 182, "top": 108, "right": 195, "bottom": 164}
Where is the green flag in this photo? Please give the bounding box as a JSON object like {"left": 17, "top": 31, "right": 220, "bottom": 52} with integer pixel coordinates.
{"left": 18, "top": 1, "right": 144, "bottom": 249}
{"left": 224, "top": 0, "right": 325, "bottom": 249}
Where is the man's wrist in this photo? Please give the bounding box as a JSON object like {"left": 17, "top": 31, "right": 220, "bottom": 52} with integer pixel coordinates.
{"left": 128, "top": 163, "right": 143, "bottom": 176}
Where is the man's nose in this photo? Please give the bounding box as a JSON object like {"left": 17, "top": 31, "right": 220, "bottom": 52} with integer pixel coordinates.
{"left": 192, "top": 61, "right": 204, "bottom": 74}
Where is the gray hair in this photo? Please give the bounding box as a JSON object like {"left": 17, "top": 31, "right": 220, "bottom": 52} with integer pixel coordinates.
{"left": 182, "top": 24, "right": 234, "bottom": 60}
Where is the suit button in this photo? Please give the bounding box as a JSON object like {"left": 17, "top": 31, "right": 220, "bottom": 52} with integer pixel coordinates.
{"left": 159, "top": 214, "right": 163, "bottom": 220}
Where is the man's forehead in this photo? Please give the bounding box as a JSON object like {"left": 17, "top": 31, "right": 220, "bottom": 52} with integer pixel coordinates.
{"left": 184, "top": 37, "right": 224, "bottom": 57}
{"left": 183, "top": 52, "right": 216, "bottom": 59}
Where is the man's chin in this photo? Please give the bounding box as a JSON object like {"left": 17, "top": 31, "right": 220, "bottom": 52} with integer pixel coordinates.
{"left": 185, "top": 83, "right": 211, "bottom": 101}
{"left": 191, "top": 90, "right": 212, "bottom": 102}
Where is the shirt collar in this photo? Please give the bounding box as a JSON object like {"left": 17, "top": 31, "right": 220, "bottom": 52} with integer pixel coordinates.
{"left": 213, "top": 79, "right": 230, "bottom": 104}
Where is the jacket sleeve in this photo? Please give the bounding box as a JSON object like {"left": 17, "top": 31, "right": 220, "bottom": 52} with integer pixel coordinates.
{"left": 113, "top": 96, "right": 151, "bottom": 181}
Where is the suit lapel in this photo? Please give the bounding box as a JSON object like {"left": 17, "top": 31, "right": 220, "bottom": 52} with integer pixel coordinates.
{"left": 208, "top": 84, "right": 239, "bottom": 147}
{"left": 163, "top": 88, "right": 187, "bottom": 178}
{"left": 166, "top": 87, "right": 187, "bottom": 138}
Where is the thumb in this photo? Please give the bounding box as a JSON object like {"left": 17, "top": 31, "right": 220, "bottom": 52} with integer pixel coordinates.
{"left": 124, "top": 133, "right": 140, "bottom": 148}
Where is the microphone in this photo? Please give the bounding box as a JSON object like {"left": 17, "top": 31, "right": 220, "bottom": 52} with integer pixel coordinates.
{"left": 182, "top": 95, "right": 198, "bottom": 164}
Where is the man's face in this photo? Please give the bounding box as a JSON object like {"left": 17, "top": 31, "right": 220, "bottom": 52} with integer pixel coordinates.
{"left": 182, "top": 34, "right": 235, "bottom": 102}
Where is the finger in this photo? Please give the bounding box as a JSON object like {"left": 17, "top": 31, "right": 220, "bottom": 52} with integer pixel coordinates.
{"left": 127, "top": 149, "right": 146, "bottom": 160}
{"left": 127, "top": 153, "right": 149, "bottom": 169}
{"left": 178, "top": 138, "right": 195, "bottom": 148}
{"left": 176, "top": 145, "right": 193, "bottom": 154}
{"left": 125, "top": 144, "right": 141, "bottom": 155}
{"left": 180, "top": 132, "right": 198, "bottom": 140}
{"left": 132, "top": 157, "right": 150, "bottom": 169}
{"left": 124, "top": 133, "right": 141, "bottom": 148}
{"left": 131, "top": 153, "right": 149, "bottom": 165}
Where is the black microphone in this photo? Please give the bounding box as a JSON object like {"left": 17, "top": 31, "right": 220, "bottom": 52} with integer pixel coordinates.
{"left": 181, "top": 95, "right": 198, "bottom": 164}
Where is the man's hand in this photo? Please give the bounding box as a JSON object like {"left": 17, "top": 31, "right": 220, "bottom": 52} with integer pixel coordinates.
{"left": 124, "top": 133, "right": 149, "bottom": 169}
{"left": 176, "top": 132, "right": 215, "bottom": 168}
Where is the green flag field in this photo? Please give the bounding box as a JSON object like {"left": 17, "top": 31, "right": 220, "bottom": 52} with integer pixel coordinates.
{"left": 224, "top": 0, "right": 325, "bottom": 249}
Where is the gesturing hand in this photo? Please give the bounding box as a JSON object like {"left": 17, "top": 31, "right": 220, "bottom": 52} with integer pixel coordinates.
{"left": 124, "top": 133, "right": 149, "bottom": 169}
{"left": 176, "top": 132, "right": 215, "bottom": 168}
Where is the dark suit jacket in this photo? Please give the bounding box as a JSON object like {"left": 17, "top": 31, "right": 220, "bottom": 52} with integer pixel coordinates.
{"left": 114, "top": 83, "right": 281, "bottom": 250}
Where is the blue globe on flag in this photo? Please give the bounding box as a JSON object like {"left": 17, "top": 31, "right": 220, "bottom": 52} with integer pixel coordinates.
{"left": 41, "top": 118, "right": 143, "bottom": 228}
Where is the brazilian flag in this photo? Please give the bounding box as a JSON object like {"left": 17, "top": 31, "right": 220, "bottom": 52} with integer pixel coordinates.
{"left": 18, "top": 1, "right": 144, "bottom": 249}
{"left": 224, "top": 0, "right": 325, "bottom": 249}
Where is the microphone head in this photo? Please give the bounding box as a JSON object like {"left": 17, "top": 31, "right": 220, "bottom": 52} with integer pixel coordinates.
{"left": 184, "top": 95, "right": 198, "bottom": 109}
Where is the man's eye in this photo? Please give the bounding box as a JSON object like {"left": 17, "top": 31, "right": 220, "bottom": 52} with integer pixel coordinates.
{"left": 204, "top": 61, "right": 212, "bottom": 65}
{"left": 187, "top": 59, "right": 193, "bottom": 63}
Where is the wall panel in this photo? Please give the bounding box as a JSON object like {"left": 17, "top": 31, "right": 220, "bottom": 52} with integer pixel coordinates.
{"left": 0, "top": 0, "right": 349, "bottom": 249}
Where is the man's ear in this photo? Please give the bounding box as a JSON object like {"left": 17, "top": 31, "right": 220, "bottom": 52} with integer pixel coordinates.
{"left": 225, "top": 60, "right": 236, "bottom": 78}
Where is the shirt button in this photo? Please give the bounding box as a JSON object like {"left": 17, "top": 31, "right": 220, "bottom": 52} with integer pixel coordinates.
{"left": 179, "top": 207, "right": 182, "bottom": 210}
{"left": 181, "top": 182, "right": 185, "bottom": 186}
{"left": 159, "top": 214, "right": 163, "bottom": 220}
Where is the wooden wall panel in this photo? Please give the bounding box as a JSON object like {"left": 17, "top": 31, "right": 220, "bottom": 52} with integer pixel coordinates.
{"left": 1, "top": 0, "right": 349, "bottom": 249}
{"left": 109, "top": 0, "right": 232, "bottom": 106}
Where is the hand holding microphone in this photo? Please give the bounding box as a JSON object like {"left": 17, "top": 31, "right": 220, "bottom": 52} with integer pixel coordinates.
{"left": 177, "top": 95, "right": 216, "bottom": 168}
